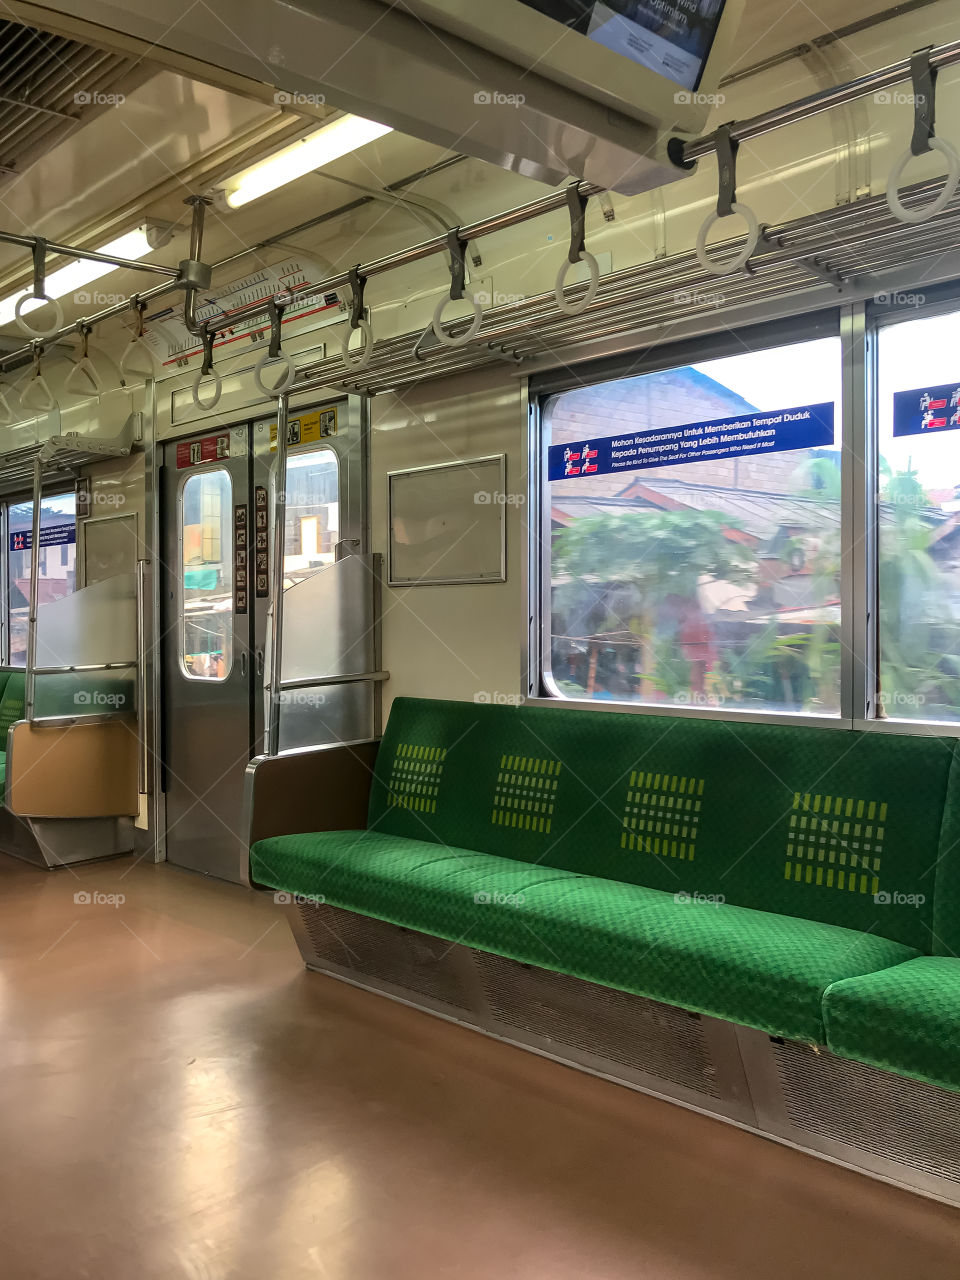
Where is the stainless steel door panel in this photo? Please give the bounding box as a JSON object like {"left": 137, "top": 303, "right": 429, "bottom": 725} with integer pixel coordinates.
{"left": 161, "top": 426, "right": 251, "bottom": 883}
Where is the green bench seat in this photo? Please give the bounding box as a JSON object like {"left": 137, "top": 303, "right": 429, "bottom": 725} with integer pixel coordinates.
{"left": 251, "top": 829, "right": 916, "bottom": 1043}
{"left": 824, "top": 957, "right": 960, "bottom": 1092}
{"left": 250, "top": 696, "right": 960, "bottom": 1083}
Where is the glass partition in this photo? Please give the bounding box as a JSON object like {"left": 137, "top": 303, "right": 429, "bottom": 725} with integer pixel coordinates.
{"left": 272, "top": 552, "right": 378, "bottom": 752}
{"left": 32, "top": 571, "right": 137, "bottom": 719}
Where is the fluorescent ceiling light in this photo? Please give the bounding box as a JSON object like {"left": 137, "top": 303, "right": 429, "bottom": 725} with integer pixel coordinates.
{"left": 0, "top": 227, "right": 154, "bottom": 327}
{"left": 221, "top": 114, "right": 393, "bottom": 209}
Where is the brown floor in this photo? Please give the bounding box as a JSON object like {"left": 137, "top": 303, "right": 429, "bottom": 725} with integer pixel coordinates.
{"left": 1, "top": 854, "right": 959, "bottom": 1280}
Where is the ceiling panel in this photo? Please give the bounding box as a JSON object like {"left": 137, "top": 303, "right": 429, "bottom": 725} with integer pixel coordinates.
{"left": 0, "top": 17, "right": 149, "bottom": 181}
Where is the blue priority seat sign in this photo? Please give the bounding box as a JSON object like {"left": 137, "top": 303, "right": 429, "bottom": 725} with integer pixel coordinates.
{"left": 893, "top": 381, "right": 960, "bottom": 437}
{"left": 9, "top": 522, "right": 76, "bottom": 552}
{"left": 548, "top": 402, "right": 835, "bottom": 481}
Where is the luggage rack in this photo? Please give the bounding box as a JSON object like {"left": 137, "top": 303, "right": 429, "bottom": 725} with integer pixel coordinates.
{"left": 0, "top": 416, "right": 140, "bottom": 498}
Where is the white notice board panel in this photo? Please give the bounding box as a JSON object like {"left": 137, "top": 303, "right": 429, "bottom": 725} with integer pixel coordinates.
{"left": 388, "top": 455, "right": 506, "bottom": 586}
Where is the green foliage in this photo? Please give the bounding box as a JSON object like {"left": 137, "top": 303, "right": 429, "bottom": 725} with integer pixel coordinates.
{"left": 553, "top": 510, "right": 755, "bottom": 598}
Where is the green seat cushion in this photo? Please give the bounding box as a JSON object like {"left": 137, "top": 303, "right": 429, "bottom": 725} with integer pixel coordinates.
{"left": 367, "top": 698, "right": 953, "bottom": 952}
{"left": 824, "top": 957, "right": 960, "bottom": 1091}
{"left": 251, "top": 830, "right": 916, "bottom": 1043}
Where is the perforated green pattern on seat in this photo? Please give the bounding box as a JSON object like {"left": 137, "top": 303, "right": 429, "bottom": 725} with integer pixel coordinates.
{"left": 251, "top": 829, "right": 916, "bottom": 1043}
{"left": 366, "top": 699, "right": 953, "bottom": 951}
{"left": 824, "top": 957, "right": 960, "bottom": 1091}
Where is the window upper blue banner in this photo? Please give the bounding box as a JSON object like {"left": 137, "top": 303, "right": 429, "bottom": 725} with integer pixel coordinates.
{"left": 547, "top": 401, "right": 835, "bottom": 481}
{"left": 892, "top": 382, "right": 960, "bottom": 437}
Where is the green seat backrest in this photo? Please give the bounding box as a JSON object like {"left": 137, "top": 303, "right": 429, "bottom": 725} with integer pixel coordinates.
{"left": 0, "top": 670, "right": 26, "bottom": 745}
{"left": 368, "top": 698, "right": 955, "bottom": 952}
{"left": 0, "top": 670, "right": 12, "bottom": 703}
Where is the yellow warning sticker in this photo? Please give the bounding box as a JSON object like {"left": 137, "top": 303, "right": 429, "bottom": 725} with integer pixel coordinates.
{"left": 269, "top": 406, "right": 337, "bottom": 449}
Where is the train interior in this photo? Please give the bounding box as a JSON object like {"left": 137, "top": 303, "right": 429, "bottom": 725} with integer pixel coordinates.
{"left": 2, "top": 0, "right": 960, "bottom": 1275}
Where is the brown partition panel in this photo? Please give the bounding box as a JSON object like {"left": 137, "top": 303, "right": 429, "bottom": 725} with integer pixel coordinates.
{"left": 246, "top": 741, "right": 379, "bottom": 847}
{"left": 7, "top": 719, "right": 139, "bottom": 818}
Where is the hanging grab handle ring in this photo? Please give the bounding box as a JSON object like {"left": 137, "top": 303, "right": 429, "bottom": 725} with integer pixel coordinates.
{"left": 15, "top": 240, "right": 63, "bottom": 340}
{"left": 886, "top": 48, "right": 960, "bottom": 225}
{"left": 254, "top": 295, "right": 296, "bottom": 396}
{"left": 432, "top": 228, "right": 482, "bottom": 348}
{"left": 695, "top": 125, "right": 760, "bottom": 277}
{"left": 120, "top": 298, "right": 159, "bottom": 380}
{"left": 554, "top": 184, "right": 600, "bottom": 316}
{"left": 340, "top": 266, "right": 374, "bottom": 371}
{"left": 192, "top": 328, "right": 222, "bottom": 410}
{"left": 64, "top": 322, "right": 104, "bottom": 398}
{"left": 20, "top": 342, "right": 56, "bottom": 414}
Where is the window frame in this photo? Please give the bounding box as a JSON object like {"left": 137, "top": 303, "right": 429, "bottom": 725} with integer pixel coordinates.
{"left": 526, "top": 293, "right": 960, "bottom": 738}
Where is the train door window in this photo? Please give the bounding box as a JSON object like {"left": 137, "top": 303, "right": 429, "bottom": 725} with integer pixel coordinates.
{"left": 876, "top": 306, "right": 960, "bottom": 722}
{"left": 6, "top": 492, "right": 77, "bottom": 665}
{"left": 283, "top": 448, "right": 339, "bottom": 588}
{"left": 542, "top": 336, "right": 842, "bottom": 714}
{"left": 180, "top": 468, "right": 233, "bottom": 681}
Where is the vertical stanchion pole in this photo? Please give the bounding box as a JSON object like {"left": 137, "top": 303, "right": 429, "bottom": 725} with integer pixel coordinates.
{"left": 25, "top": 456, "right": 42, "bottom": 724}
{"left": 267, "top": 392, "right": 289, "bottom": 755}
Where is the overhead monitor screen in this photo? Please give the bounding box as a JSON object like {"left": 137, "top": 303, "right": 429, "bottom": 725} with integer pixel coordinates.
{"left": 517, "top": 0, "right": 726, "bottom": 91}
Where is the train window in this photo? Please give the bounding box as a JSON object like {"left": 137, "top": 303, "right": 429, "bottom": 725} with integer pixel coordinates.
{"left": 543, "top": 336, "right": 842, "bottom": 714}
{"left": 282, "top": 448, "right": 339, "bottom": 587}
{"left": 180, "top": 468, "right": 233, "bottom": 681}
{"left": 877, "top": 307, "right": 960, "bottom": 722}
{"left": 6, "top": 492, "right": 77, "bottom": 665}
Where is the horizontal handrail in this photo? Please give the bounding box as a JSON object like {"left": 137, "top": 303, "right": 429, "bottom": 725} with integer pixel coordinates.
{"left": 25, "top": 711, "right": 135, "bottom": 728}
{"left": 278, "top": 670, "right": 390, "bottom": 691}
{"left": 33, "top": 662, "right": 136, "bottom": 674}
